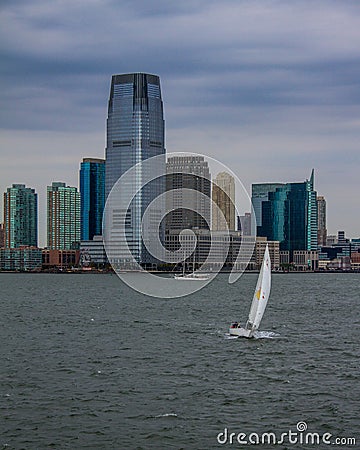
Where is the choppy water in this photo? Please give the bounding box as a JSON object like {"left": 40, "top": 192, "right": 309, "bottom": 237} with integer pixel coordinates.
{"left": 1, "top": 273, "right": 359, "bottom": 449}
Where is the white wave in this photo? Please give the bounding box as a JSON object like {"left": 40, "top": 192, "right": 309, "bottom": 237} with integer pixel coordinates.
{"left": 224, "top": 331, "right": 280, "bottom": 339}
{"left": 253, "top": 330, "right": 280, "bottom": 339}
{"left": 154, "top": 413, "right": 178, "bottom": 418}
{"left": 224, "top": 333, "right": 239, "bottom": 339}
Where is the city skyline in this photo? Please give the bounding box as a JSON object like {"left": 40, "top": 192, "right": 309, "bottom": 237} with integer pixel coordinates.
{"left": 0, "top": 159, "right": 358, "bottom": 248}
{"left": 1, "top": 1, "right": 360, "bottom": 243}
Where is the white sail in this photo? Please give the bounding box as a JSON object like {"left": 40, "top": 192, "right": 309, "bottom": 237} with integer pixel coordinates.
{"left": 246, "top": 244, "right": 271, "bottom": 331}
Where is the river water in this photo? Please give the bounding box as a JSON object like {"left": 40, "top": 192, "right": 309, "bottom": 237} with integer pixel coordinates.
{"left": 0, "top": 273, "right": 359, "bottom": 449}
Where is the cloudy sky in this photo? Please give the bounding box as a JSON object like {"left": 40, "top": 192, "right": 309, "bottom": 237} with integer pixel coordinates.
{"left": 1, "top": 0, "right": 359, "bottom": 245}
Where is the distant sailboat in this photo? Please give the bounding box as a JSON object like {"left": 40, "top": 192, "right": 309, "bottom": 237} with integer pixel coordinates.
{"left": 229, "top": 244, "right": 271, "bottom": 338}
{"left": 174, "top": 250, "right": 210, "bottom": 281}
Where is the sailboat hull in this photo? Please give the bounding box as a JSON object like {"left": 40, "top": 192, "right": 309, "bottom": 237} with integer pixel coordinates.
{"left": 174, "top": 274, "right": 210, "bottom": 280}
{"left": 229, "top": 327, "right": 253, "bottom": 338}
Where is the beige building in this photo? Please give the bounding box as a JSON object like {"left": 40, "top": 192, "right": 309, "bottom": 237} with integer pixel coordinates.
{"left": 293, "top": 250, "right": 319, "bottom": 271}
{"left": 212, "top": 172, "right": 235, "bottom": 231}
{"left": 255, "top": 237, "right": 280, "bottom": 270}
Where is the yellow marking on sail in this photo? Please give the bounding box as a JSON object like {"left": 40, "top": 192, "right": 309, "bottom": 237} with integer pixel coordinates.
{"left": 256, "top": 289, "right": 261, "bottom": 300}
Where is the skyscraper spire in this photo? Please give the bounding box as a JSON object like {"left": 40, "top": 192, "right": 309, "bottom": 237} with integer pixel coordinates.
{"left": 309, "top": 168, "right": 314, "bottom": 191}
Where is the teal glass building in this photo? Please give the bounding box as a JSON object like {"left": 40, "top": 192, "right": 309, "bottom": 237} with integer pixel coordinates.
{"left": 47, "top": 182, "right": 81, "bottom": 250}
{"left": 80, "top": 158, "right": 105, "bottom": 241}
{"left": 253, "top": 170, "right": 318, "bottom": 255}
{"left": 3, "top": 184, "right": 37, "bottom": 248}
{"left": 105, "top": 73, "right": 166, "bottom": 265}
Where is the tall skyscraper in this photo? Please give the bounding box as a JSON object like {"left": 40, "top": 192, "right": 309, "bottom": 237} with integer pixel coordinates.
{"left": 105, "top": 72, "right": 165, "bottom": 197}
{"left": 47, "top": 182, "right": 81, "bottom": 250}
{"left": 253, "top": 170, "right": 318, "bottom": 256}
{"left": 3, "top": 184, "right": 37, "bottom": 248}
{"left": 317, "top": 195, "right": 327, "bottom": 247}
{"left": 104, "top": 73, "right": 166, "bottom": 265}
{"left": 212, "top": 172, "right": 235, "bottom": 231}
{"left": 165, "top": 155, "right": 211, "bottom": 232}
{"left": 80, "top": 158, "right": 105, "bottom": 241}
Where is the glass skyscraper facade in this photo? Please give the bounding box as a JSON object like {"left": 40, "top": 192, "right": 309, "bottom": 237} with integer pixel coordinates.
{"left": 80, "top": 158, "right": 105, "bottom": 241}
{"left": 3, "top": 184, "right": 38, "bottom": 248}
{"left": 253, "top": 171, "right": 318, "bottom": 256}
{"left": 252, "top": 182, "right": 284, "bottom": 229}
{"left": 47, "top": 182, "right": 81, "bottom": 250}
{"left": 105, "top": 73, "right": 166, "bottom": 265}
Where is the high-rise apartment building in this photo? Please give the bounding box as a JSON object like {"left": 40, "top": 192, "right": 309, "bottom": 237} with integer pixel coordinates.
{"left": 80, "top": 158, "right": 105, "bottom": 241}
{"left": 212, "top": 172, "right": 235, "bottom": 231}
{"left": 317, "top": 195, "right": 327, "bottom": 247}
{"left": 165, "top": 155, "right": 211, "bottom": 232}
{"left": 47, "top": 182, "right": 81, "bottom": 250}
{"left": 253, "top": 171, "right": 318, "bottom": 256}
{"left": 104, "top": 73, "right": 166, "bottom": 266}
{"left": 3, "top": 184, "right": 37, "bottom": 248}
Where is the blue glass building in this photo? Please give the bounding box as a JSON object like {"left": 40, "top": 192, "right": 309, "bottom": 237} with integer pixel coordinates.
{"left": 80, "top": 158, "right": 105, "bottom": 241}
{"left": 253, "top": 170, "right": 318, "bottom": 256}
{"left": 105, "top": 73, "right": 166, "bottom": 266}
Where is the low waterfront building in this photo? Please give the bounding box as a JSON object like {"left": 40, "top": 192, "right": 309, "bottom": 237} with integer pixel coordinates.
{"left": 327, "top": 256, "right": 351, "bottom": 271}
{"left": 318, "top": 259, "right": 330, "bottom": 270}
{"left": 255, "top": 238, "right": 280, "bottom": 270}
{"left": 0, "top": 247, "right": 42, "bottom": 271}
{"left": 164, "top": 230, "right": 256, "bottom": 271}
{"left": 279, "top": 251, "right": 290, "bottom": 267}
{"left": 351, "top": 251, "right": 360, "bottom": 263}
{"left": 293, "top": 250, "right": 319, "bottom": 271}
{"left": 351, "top": 238, "right": 360, "bottom": 252}
{"left": 42, "top": 249, "right": 80, "bottom": 270}
{"left": 79, "top": 235, "right": 108, "bottom": 267}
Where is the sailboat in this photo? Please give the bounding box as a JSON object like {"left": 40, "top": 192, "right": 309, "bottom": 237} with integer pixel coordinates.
{"left": 229, "top": 244, "right": 271, "bottom": 338}
{"left": 174, "top": 251, "right": 210, "bottom": 281}
{"left": 174, "top": 271, "right": 210, "bottom": 281}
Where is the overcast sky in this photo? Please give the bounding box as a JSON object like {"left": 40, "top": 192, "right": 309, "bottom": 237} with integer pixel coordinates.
{"left": 1, "top": 0, "right": 359, "bottom": 245}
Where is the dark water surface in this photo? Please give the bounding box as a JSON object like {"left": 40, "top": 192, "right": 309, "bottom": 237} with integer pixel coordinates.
{"left": 1, "top": 273, "right": 359, "bottom": 449}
